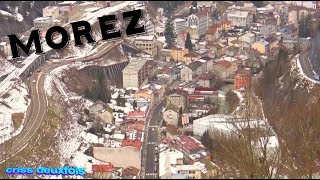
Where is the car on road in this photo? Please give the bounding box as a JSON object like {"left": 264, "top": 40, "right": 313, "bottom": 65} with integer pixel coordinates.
{"left": 32, "top": 80, "right": 36, "bottom": 83}
{"left": 155, "top": 146, "right": 158, "bottom": 151}
{"left": 152, "top": 128, "right": 154, "bottom": 131}
{"left": 155, "top": 157, "right": 158, "bottom": 161}
{"left": 314, "top": 74, "right": 320, "bottom": 80}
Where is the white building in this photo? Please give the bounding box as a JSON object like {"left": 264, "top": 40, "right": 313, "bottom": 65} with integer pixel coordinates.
{"left": 173, "top": 18, "right": 187, "bottom": 35}
{"left": 134, "top": 35, "right": 158, "bottom": 57}
{"left": 33, "top": 17, "right": 52, "bottom": 28}
{"left": 239, "top": 32, "right": 256, "bottom": 45}
{"left": 122, "top": 59, "right": 149, "bottom": 89}
{"left": 159, "top": 146, "right": 184, "bottom": 178}
{"left": 187, "top": 11, "right": 212, "bottom": 36}
{"left": 193, "top": 114, "right": 268, "bottom": 137}
{"left": 227, "top": 10, "right": 253, "bottom": 27}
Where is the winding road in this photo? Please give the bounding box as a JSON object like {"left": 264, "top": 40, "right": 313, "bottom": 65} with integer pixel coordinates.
{"left": 0, "top": 40, "right": 123, "bottom": 164}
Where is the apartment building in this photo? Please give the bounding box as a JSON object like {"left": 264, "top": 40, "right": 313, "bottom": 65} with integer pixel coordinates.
{"left": 134, "top": 35, "right": 158, "bottom": 57}
{"left": 227, "top": 10, "right": 253, "bottom": 27}
{"left": 174, "top": 18, "right": 187, "bottom": 35}
{"left": 122, "top": 59, "right": 149, "bottom": 89}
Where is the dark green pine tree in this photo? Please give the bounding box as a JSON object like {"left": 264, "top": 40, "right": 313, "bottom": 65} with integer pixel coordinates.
{"left": 164, "top": 19, "right": 175, "bottom": 48}
{"left": 189, "top": 6, "right": 194, "bottom": 15}
{"left": 201, "top": 130, "right": 212, "bottom": 148}
{"left": 305, "top": 14, "right": 311, "bottom": 38}
{"left": 298, "top": 12, "right": 307, "bottom": 38}
{"left": 185, "top": 32, "right": 193, "bottom": 51}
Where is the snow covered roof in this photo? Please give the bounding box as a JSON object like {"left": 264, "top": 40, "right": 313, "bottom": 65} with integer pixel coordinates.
{"left": 59, "top": 1, "right": 76, "bottom": 5}
{"left": 135, "top": 35, "right": 155, "bottom": 41}
{"left": 174, "top": 18, "right": 186, "bottom": 22}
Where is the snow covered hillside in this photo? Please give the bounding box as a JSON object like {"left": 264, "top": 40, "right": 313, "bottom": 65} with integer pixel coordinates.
{"left": 0, "top": 80, "right": 29, "bottom": 144}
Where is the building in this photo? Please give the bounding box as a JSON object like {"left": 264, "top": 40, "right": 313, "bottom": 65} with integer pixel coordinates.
{"left": 43, "top": 6, "right": 60, "bottom": 19}
{"left": 210, "top": 60, "right": 237, "bottom": 79}
{"left": 134, "top": 35, "right": 158, "bottom": 57}
{"left": 163, "top": 104, "right": 180, "bottom": 126}
{"left": 180, "top": 61, "right": 205, "bottom": 82}
{"left": 173, "top": 135, "right": 211, "bottom": 164}
{"left": 193, "top": 114, "right": 268, "bottom": 137}
{"left": 126, "top": 109, "right": 147, "bottom": 122}
{"left": 33, "top": 17, "right": 52, "bottom": 28}
{"left": 159, "top": 147, "right": 184, "bottom": 178}
{"left": 122, "top": 59, "right": 149, "bottom": 89}
{"left": 282, "top": 37, "right": 311, "bottom": 51}
{"left": 187, "top": 11, "right": 212, "bottom": 36}
{"left": 227, "top": 10, "right": 253, "bottom": 27}
{"left": 167, "top": 92, "right": 187, "bottom": 111}
{"left": 174, "top": 18, "right": 187, "bottom": 35}
{"left": 258, "top": 24, "right": 277, "bottom": 36}
{"left": 205, "top": 24, "right": 221, "bottom": 42}
{"left": 170, "top": 165, "right": 202, "bottom": 179}
{"left": 239, "top": 32, "right": 256, "bottom": 45}
{"left": 133, "top": 89, "right": 154, "bottom": 107}
{"left": 183, "top": 52, "right": 201, "bottom": 64}
{"left": 234, "top": 69, "right": 251, "bottom": 90}
{"left": 198, "top": 73, "right": 215, "bottom": 88}
{"left": 169, "top": 47, "right": 189, "bottom": 62}
{"left": 252, "top": 35, "right": 279, "bottom": 54}
{"left": 88, "top": 101, "right": 114, "bottom": 124}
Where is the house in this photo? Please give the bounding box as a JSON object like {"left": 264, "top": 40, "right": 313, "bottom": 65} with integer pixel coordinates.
{"left": 159, "top": 147, "right": 184, "bottom": 178}
{"left": 43, "top": 6, "right": 60, "bottom": 19}
{"left": 183, "top": 52, "right": 201, "bottom": 63}
{"left": 279, "top": 28, "right": 293, "bottom": 38}
{"left": 198, "top": 72, "right": 215, "bottom": 88}
{"left": 89, "top": 101, "right": 114, "bottom": 124}
{"left": 126, "top": 120, "right": 145, "bottom": 131}
{"left": 239, "top": 32, "right": 256, "bottom": 45}
{"left": 220, "top": 19, "right": 232, "bottom": 30}
{"left": 133, "top": 89, "right": 154, "bottom": 107}
{"left": 126, "top": 109, "right": 147, "bottom": 122}
{"left": 169, "top": 47, "right": 189, "bottom": 62}
{"left": 210, "top": 60, "right": 237, "bottom": 79}
{"left": 122, "top": 166, "right": 140, "bottom": 179}
{"left": 227, "top": 10, "right": 253, "bottom": 27}
{"left": 180, "top": 61, "right": 205, "bottom": 82}
{"left": 193, "top": 87, "right": 219, "bottom": 103}
{"left": 134, "top": 35, "right": 158, "bottom": 57}
{"left": 258, "top": 24, "right": 277, "bottom": 36}
{"left": 173, "top": 135, "right": 211, "bottom": 164}
{"left": 167, "top": 91, "right": 187, "bottom": 111}
{"left": 163, "top": 104, "right": 180, "bottom": 126}
{"left": 234, "top": 69, "right": 251, "bottom": 90}
{"left": 287, "top": 7, "right": 298, "bottom": 28}
{"left": 252, "top": 35, "right": 279, "bottom": 54}
{"left": 170, "top": 165, "right": 202, "bottom": 179}
{"left": 205, "top": 24, "right": 221, "bottom": 42}
{"left": 209, "top": 43, "right": 227, "bottom": 57}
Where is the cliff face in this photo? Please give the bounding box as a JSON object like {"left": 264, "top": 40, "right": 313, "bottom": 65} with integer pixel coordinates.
{"left": 0, "top": 1, "right": 50, "bottom": 38}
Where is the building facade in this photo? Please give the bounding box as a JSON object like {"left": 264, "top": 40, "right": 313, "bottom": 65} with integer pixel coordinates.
{"left": 123, "top": 59, "right": 149, "bottom": 89}
{"left": 134, "top": 35, "right": 158, "bottom": 57}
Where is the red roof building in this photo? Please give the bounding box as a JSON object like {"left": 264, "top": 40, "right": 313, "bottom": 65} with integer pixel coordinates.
{"left": 121, "top": 139, "right": 142, "bottom": 148}
{"left": 92, "top": 164, "right": 113, "bottom": 172}
{"left": 126, "top": 110, "right": 146, "bottom": 122}
{"left": 174, "top": 135, "right": 206, "bottom": 155}
{"left": 217, "top": 60, "right": 231, "bottom": 68}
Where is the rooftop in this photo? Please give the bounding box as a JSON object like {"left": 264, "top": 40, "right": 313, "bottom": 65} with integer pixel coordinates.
{"left": 174, "top": 135, "right": 205, "bottom": 152}
{"left": 135, "top": 35, "right": 155, "bottom": 41}
{"left": 217, "top": 60, "right": 231, "bottom": 68}
{"left": 122, "top": 59, "right": 148, "bottom": 73}
{"left": 187, "top": 61, "right": 203, "bottom": 71}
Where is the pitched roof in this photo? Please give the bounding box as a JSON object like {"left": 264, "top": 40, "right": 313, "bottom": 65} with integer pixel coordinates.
{"left": 187, "top": 61, "right": 203, "bottom": 71}
{"left": 217, "top": 60, "right": 231, "bottom": 68}
{"left": 122, "top": 166, "right": 140, "bottom": 178}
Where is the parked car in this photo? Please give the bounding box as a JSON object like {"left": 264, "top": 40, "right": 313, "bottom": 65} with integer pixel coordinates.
{"left": 314, "top": 74, "right": 320, "bottom": 80}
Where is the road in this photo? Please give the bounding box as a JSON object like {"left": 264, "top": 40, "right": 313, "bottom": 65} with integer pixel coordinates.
{"left": 0, "top": 40, "right": 122, "bottom": 163}
{"left": 299, "top": 49, "right": 320, "bottom": 82}
{"left": 144, "top": 100, "right": 166, "bottom": 179}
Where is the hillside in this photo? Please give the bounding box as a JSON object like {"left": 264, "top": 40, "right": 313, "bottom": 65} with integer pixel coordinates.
{"left": 255, "top": 52, "right": 320, "bottom": 178}
{"left": 0, "top": 1, "right": 50, "bottom": 38}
